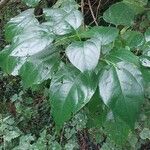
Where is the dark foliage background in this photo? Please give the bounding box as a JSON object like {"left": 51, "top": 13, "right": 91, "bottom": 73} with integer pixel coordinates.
{"left": 0, "top": 0, "right": 150, "bottom": 150}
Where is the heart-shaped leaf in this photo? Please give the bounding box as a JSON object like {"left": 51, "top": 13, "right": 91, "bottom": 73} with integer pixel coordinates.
{"left": 105, "top": 48, "right": 140, "bottom": 66}
{"left": 123, "top": 0, "right": 147, "bottom": 14}
{"left": 10, "top": 25, "right": 54, "bottom": 57}
{"left": 99, "top": 62, "right": 144, "bottom": 128}
{"left": 0, "top": 22, "right": 59, "bottom": 87}
{"left": 104, "top": 115, "right": 130, "bottom": 145}
{"left": 50, "top": 65, "right": 97, "bottom": 127}
{"left": 19, "top": 47, "right": 61, "bottom": 88}
{"left": 44, "top": 8, "right": 83, "bottom": 35}
{"left": 103, "top": 2, "right": 135, "bottom": 26}
{"left": 5, "top": 9, "right": 38, "bottom": 42}
{"left": 66, "top": 38, "right": 101, "bottom": 72}
{"left": 80, "top": 26, "right": 119, "bottom": 45}
{"left": 121, "top": 31, "right": 144, "bottom": 48}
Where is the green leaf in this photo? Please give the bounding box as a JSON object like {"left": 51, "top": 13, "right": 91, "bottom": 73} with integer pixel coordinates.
{"left": 66, "top": 38, "right": 100, "bottom": 72}
{"left": 10, "top": 25, "right": 54, "bottom": 57}
{"left": 86, "top": 89, "right": 107, "bottom": 128}
{"left": 128, "top": 133, "right": 138, "bottom": 148}
{"left": 140, "top": 128, "right": 150, "bottom": 140}
{"left": 140, "top": 41, "right": 150, "bottom": 68}
{"left": 19, "top": 48, "right": 61, "bottom": 88}
{"left": 123, "top": 0, "right": 147, "bottom": 14}
{"left": 5, "top": 9, "right": 38, "bottom": 42}
{"left": 0, "top": 25, "right": 59, "bottom": 87}
{"left": 103, "top": 2, "right": 135, "bottom": 26}
{"left": 141, "top": 67, "right": 150, "bottom": 89}
{"left": 50, "top": 65, "right": 97, "bottom": 127}
{"left": 104, "top": 115, "right": 130, "bottom": 145}
{"left": 142, "top": 42, "right": 150, "bottom": 56}
{"left": 13, "top": 134, "right": 35, "bottom": 150}
{"left": 99, "top": 62, "right": 144, "bottom": 128}
{"left": 32, "top": 130, "right": 47, "bottom": 149}
{"left": 140, "top": 55, "right": 150, "bottom": 68}
{"left": 80, "top": 26, "right": 119, "bottom": 45}
{"left": 101, "top": 139, "right": 119, "bottom": 150}
{"left": 145, "top": 28, "right": 150, "bottom": 42}
{"left": 105, "top": 48, "right": 140, "bottom": 66}
{"left": 21, "top": 0, "right": 40, "bottom": 7}
{"left": 0, "top": 116, "right": 22, "bottom": 143}
{"left": 53, "top": 0, "right": 77, "bottom": 8}
{"left": 121, "top": 31, "right": 145, "bottom": 48}
{"left": 43, "top": 8, "right": 83, "bottom": 35}
{"left": 101, "top": 43, "right": 114, "bottom": 55}
{"left": 2, "top": 5, "right": 83, "bottom": 88}
{"left": 0, "top": 46, "right": 20, "bottom": 74}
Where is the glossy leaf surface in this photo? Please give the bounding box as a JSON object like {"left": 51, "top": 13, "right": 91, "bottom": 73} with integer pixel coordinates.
{"left": 0, "top": 0, "right": 149, "bottom": 142}
{"left": 80, "top": 26, "right": 119, "bottom": 45}
{"left": 10, "top": 25, "right": 54, "bottom": 57}
{"left": 66, "top": 38, "right": 100, "bottom": 72}
{"left": 5, "top": 9, "right": 38, "bottom": 42}
{"left": 99, "top": 62, "right": 144, "bottom": 128}
{"left": 43, "top": 8, "right": 83, "bottom": 35}
{"left": 0, "top": 12, "right": 60, "bottom": 88}
{"left": 105, "top": 48, "right": 140, "bottom": 66}
{"left": 19, "top": 47, "right": 61, "bottom": 87}
{"left": 50, "top": 66, "right": 97, "bottom": 127}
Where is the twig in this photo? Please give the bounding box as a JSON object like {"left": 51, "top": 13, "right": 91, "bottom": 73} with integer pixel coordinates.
{"left": 0, "top": 0, "right": 10, "bottom": 9}
{"left": 59, "top": 126, "right": 64, "bottom": 145}
{"left": 81, "top": 0, "right": 85, "bottom": 27}
{"left": 84, "top": 0, "right": 97, "bottom": 17}
{"left": 96, "top": 0, "right": 101, "bottom": 19}
{"left": 87, "top": 0, "right": 98, "bottom": 26}
{"left": 81, "top": 0, "right": 84, "bottom": 14}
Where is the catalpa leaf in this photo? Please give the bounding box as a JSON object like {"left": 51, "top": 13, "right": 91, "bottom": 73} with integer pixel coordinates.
{"left": 0, "top": 46, "right": 16, "bottom": 73}
{"left": 66, "top": 38, "right": 101, "bottom": 72}
{"left": 5, "top": 9, "right": 38, "bottom": 42}
{"left": 10, "top": 25, "right": 54, "bottom": 57}
{"left": 121, "top": 31, "right": 144, "bottom": 48}
{"left": 103, "top": 2, "right": 135, "bottom": 26}
{"left": 86, "top": 89, "right": 107, "bottom": 128}
{"left": 19, "top": 47, "right": 61, "bottom": 88}
{"left": 43, "top": 8, "right": 83, "bottom": 35}
{"left": 105, "top": 48, "right": 140, "bottom": 66}
{"left": 123, "top": 0, "right": 147, "bottom": 14}
{"left": 1, "top": 5, "right": 83, "bottom": 88}
{"left": 50, "top": 65, "right": 97, "bottom": 127}
{"left": 0, "top": 46, "right": 61, "bottom": 88}
{"left": 0, "top": 24, "right": 59, "bottom": 87}
{"left": 80, "top": 26, "right": 119, "bottom": 45}
{"left": 99, "top": 62, "right": 144, "bottom": 128}
{"left": 104, "top": 115, "right": 130, "bottom": 145}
